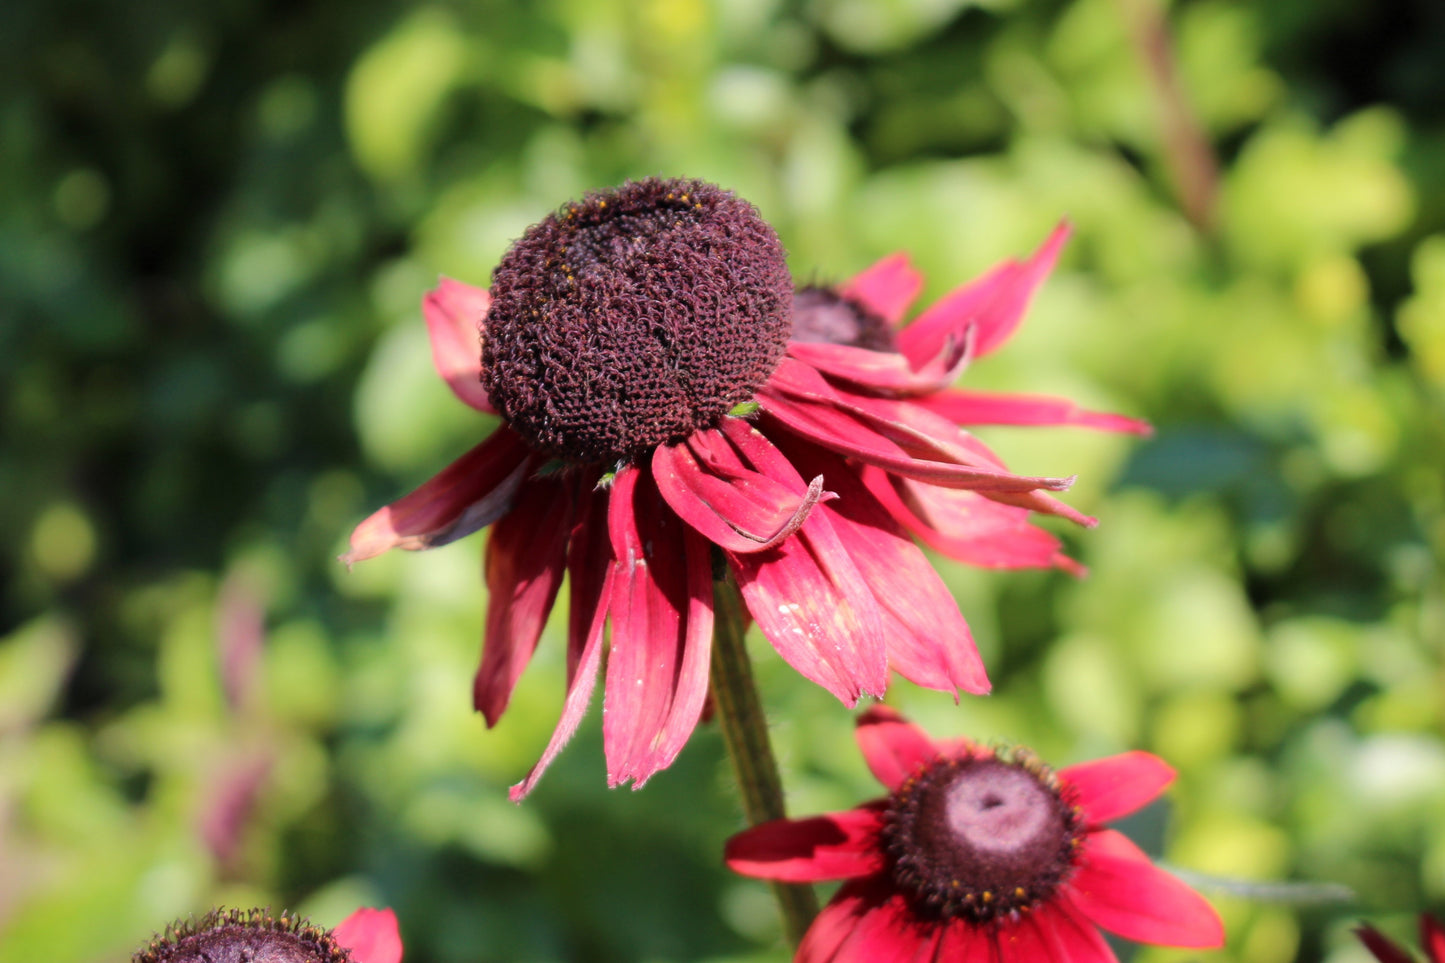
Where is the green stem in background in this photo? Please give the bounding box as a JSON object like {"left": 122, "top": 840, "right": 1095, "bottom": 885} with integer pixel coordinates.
{"left": 710, "top": 573, "right": 819, "bottom": 947}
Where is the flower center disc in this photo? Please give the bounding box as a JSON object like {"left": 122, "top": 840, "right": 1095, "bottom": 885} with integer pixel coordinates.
{"left": 133, "top": 910, "right": 353, "bottom": 963}
{"left": 884, "top": 753, "right": 1083, "bottom": 922}
{"left": 482, "top": 177, "right": 794, "bottom": 464}
{"left": 791, "top": 286, "right": 896, "bottom": 352}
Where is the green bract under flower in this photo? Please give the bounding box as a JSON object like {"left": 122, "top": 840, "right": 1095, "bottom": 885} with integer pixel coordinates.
{"left": 482, "top": 177, "right": 794, "bottom": 464}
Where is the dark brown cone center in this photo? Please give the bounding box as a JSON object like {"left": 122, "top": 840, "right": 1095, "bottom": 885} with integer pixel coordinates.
{"left": 790, "top": 286, "right": 896, "bottom": 352}
{"left": 481, "top": 177, "right": 794, "bottom": 465}
{"left": 884, "top": 753, "right": 1082, "bottom": 923}
{"left": 133, "top": 910, "right": 353, "bottom": 963}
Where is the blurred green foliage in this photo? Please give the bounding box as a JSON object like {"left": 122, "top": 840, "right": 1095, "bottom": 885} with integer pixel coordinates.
{"left": 1, "top": 0, "right": 1442, "bottom": 961}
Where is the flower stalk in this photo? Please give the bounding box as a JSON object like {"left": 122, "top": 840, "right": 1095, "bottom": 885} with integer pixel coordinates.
{"left": 710, "top": 570, "right": 819, "bottom": 946}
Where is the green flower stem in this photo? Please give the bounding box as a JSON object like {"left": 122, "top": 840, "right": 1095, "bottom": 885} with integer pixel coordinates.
{"left": 710, "top": 573, "right": 819, "bottom": 947}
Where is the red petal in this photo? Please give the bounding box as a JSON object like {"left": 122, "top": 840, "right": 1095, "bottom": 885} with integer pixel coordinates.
{"left": 787, "top": 337, "right": 971, "bottom": 398}
{"left": 995, "top": 916, "right": 1053, "bottom": 963}
{"left": 473, "top": 476, "right": 572, "bottom": 726}
{"left": 920, "top": 389, "right": 1152, "bottom": 435}
{"left": 1059, "top": 752, "right": 1175, "bottom": 826}
{"left": 782, "top": 441, "right": 989, "bottom": 695}
{"left": 1036, "top": 901, "right": 1120, "bottom": 963}
{"left": 565, "top": 478, "right": 612, "bottom": 685}
{"left": 862, "top": 470, "right": 1067, "bottom": 570}
{"left": 1067, "top": 830, "right": 1225, "bottom": 949}
{"left": 509, "top": 542, "right": 614, "bottom": 802}
{"left": 652, "top": 430, "right": 830, "bottom": 554}
{"left": 1357, "top": 926, "right": 1415, "bottom": 963}
{"left": 332, "top": 907, "right": 402, "bottom": 963}
{"left": 720, "top": 420, "right": 889, "bottom": 703}
{"left": 797, "top": 878, "right": 935, "bottom": 963}
{"left": 760, "top": 374, "right": 1073, "bottom": 494}
{"left": 796, "top": 879, "right": 872, "bottom": 963}
{"left": 341, "top": 428, "right": 532, "bottom": 565}
{"left": 724, "top": 805, "right": 887, "bottom": 882}
{"left": 424, "top": 277, "right": 494, "bottom": 413}
{"left": 855, "top": 705, "right": 940, "bottom": 791}
{"left": 841, "top": 252, "right": 924, "bottom": 326}
{"left": 897, "top": 222, "right": 1071, "bottom": 367}
{"left": 1423, "top": 916, "right": 1445, "bottom": 963}
{"left": 934, "top": 919, "right": 998, "bottom": 963}
{"left": 601, "top": 469, "right": 714, "bottom": 787}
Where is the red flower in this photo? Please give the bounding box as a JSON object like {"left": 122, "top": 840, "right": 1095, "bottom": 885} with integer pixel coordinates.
{"left": 1359, "top": 915, "right": 1445, "bottom": 963}
{"left": 345, "top": 178, "right": 1118, "bottom": 797}
{"left": 726, "top": 707, "right": 1224, "bottom": 963}
{"left": 133, "top": 906, "right": 402, "bottom": 963}
{"left": 788, "top": 226, "right": 1150, "bottom": 575}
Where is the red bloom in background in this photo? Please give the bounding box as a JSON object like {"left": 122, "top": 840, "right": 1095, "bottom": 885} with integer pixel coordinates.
{"left": 346, "top": 178, "right": 1122, "bottom": 797}
{"left": 133, "top": 906, "right": 402, "bottom": 963}
{"left": 1359, "top": 915, "right": 1445, "bottom": 963}
{"left": 726, "top": 707, "right": 1223, "bottom": 963}
{"left": 788, "top": 227, "right": 1149, "bottom": 575}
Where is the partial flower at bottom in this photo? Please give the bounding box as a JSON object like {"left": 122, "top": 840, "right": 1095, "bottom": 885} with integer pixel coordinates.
{"left": 725, "top": 707, "right": 1224, "bottom": 963}
{"left": 345, "top": 177, "right": 1112, "bottom": 797}
{"left": 132, "top": 906, "right": 402, "bottom": 963}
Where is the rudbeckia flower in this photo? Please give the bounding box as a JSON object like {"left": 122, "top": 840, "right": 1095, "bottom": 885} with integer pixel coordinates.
{"left": 345, "top": 178, "right": 1097, "bottom": 797}
{"left": 133, "top": 906, "right": 402, "bottom": 963}
{"left": 1359, "top": 915, "right": 1445, "bottom": 963}
{"left": 726, "top": 707, "right": 1224, "bottom": 963}
{"left": 788, "top": 228, "right": 1150, "bottom": 576}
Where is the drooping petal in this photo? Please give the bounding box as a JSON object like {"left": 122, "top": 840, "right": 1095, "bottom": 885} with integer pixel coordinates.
{"left": 473, "top": 475, "right": 572, "bottom": 726}
{"left": 919, "top": 389, "right": 1152, "bottom": 435}
{"left": 995, "top": 916, "right": 1054, "bottom": 963}
{"left": 722, "top": 419, "right": 889, "bottom": 704}
{"left": 509, "top": 543, "right": 615, "bottom": 802}
{"left": 332, "top": 908, "right": 403, "bottom": 963}
{"left": 1059, "top": 752, "right": 1176, "bottom": 826}
{"left": 601, "top": 467, "right": 715, "bottom": 788}
{"left": 1037, "top": 901, "right": 1121, "bottom": 963}
{"left": 1357, "top": 927, "right": 1414, "bottom": 963}
{"left": 855, "top": 705, "right": 941, "bottom": 791}
{"left": 861, "top": 469, "right": 1068, "bottom": 570}
{"left": 724, "top": 805, "right": 887, "bottom": 882}
{"left": 841, "top": 252, "right": 924, "bottom": 326}
{"left": 787, "top": 336, "right": 971, "bottom": 398}
{"left": 782, "top": 439, "right": 989, "bottom": 695}
{"left": 897, "top": 222, "right": 1071, "bottom": 367}
{"left": 424, "top": 277, "right": 494, "bottom": 413}
{"left": 1067, "top": 830, "right": 1225, "bottom": 949}
{"left": 796, "top": 879, "right": 873, "bottom": 963}
{"left": 565, "top": 477, "right": 612, "bottom": 685}
{"left": 760, "top": 362, "right": 1074, "bottom": 494}
{"left": 342, "top": 428, "right": 532, "bottom": 565}
{"left": 652, "top": 430, "right": 831, "bottom": 553}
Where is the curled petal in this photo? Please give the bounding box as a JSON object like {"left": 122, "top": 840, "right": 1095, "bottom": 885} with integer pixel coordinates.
{"left": 332, "top": 908, "right": 403, "bottom": 963}
{"left": 1059, "top": 751, "right": 1176, "bottom": 826}
{"left": 601, "top": 468, "right": 715, "bottom": 788}
{"left": 862, "top": 469, "right": 1069, "bottom": 570}
{"left": 1067, "top": 830, "right": 1225, "bottom": 949}
{"left": 786, "top": 332, "right": 972, "bottom": 398}
{"left": 724, "top": 805, "right": 887, "bottom": 882}
{"left": 652, "top": 430, "right": 831, "bottom": 553}
{"left": 897, "top": 221, "right": 1071, "bottom": 367}
{"left": 919, "top": 388, "right": 1151, "bottom": 435}
{"left": 840, "top": 252, "right": 924, "bottom": 326}
{"left": 720, "top": 421, "right": 888, "bottom": 704}
{"left": 782, "top": 440, "right": 989, "bottom": 695}
{"left": 341, "top": 428, "right": 532, "bottom": 565}
{"left": 424, "top": 277, "right": 494, "bottom": 413}
{"left": 473, "top": 476, "right": 573, "bottom": 726}
{"left": 855, "top": 705, "right": 941, "bottom": 791}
